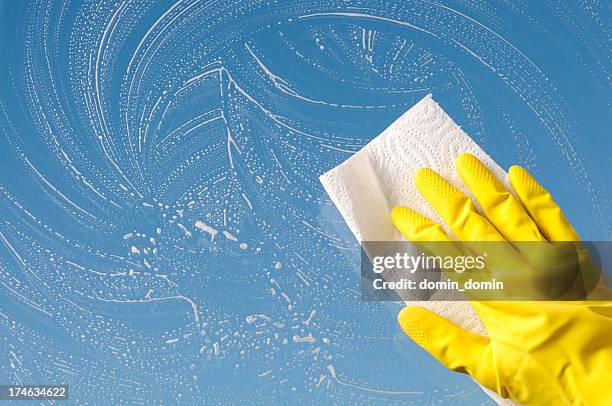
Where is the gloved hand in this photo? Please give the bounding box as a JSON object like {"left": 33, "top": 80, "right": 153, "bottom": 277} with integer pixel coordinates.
{"left": 391, "top": 153, "right": 612, "bottom": 406}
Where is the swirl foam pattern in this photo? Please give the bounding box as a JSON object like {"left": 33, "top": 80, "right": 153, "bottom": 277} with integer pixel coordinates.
{"left": 0, "top": 0, "right": 609, "bottom": 403}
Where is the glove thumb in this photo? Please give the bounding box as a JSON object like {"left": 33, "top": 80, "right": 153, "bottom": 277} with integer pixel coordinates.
{"left": 398, "top": 306, "right": 498, "bottom": 392}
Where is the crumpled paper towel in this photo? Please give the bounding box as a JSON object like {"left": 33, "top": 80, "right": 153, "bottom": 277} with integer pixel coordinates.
{"left": 320, "top": 94, "right": 516, "bottom": 405}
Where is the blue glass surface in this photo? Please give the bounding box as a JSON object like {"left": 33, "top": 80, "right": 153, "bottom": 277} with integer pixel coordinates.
{"left": 0, "top": 0, "right": 610, "bottom": 404}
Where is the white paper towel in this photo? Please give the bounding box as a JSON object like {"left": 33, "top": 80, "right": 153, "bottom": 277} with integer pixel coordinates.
{"left": 320, "top": 94, "right": 515, "bottom": 405}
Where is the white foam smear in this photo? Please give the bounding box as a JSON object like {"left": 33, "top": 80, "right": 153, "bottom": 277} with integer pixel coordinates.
{"left": 320, "top": 94, "right": 516, "bottom": 405}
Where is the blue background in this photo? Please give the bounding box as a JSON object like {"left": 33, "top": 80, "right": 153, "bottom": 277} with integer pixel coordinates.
{"left": 0, "top": 0, "right": 610, "bottom": 404}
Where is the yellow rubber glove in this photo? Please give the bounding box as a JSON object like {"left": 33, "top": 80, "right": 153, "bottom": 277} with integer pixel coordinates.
{"left": 391, "top": 153, "right": 612, "bottom": 406}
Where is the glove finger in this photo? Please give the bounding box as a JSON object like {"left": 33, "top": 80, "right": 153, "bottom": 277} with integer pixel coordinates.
{"left": 415, "top": 168, "right": 504, "bottom": 242}
{"left": 456, "top": 154, "right": 545, "bottom": 242}
{"left": 391, "top": 205, "right": 472, "bottom": 275}
{"left": 397, "top": 306, "right": 497, "bottom": 391}
{"left": 508, "top": 166, "right": 579, "bottom": 241}
{"left": 414, "top": 168, "right": 526, "bottom": 292}
{"left": 390, "top": 205, "right": 452, "bottom": 242}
